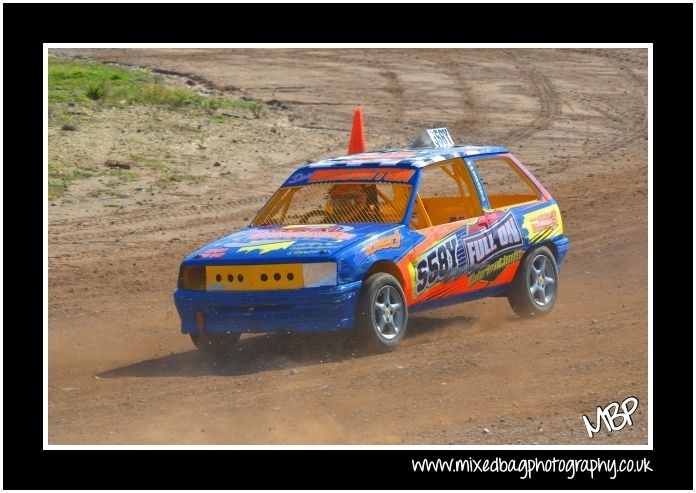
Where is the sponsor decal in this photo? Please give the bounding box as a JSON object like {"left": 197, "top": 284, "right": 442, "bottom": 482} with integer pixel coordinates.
{"left": 365, "top": 230, "right": 401, "bottom": 256}
{"left": 199, "top": 247, "right": 228, "bottom": 259}
{"left": 249, "top": 225, "right": 355, "bottom": 241}
{"left": 411, "top": 212, "right": 522, "bottom": 297}
{"left": 467, "top": 250, "right": 523, "bottom": 286}
{"left": 522, "top": 205, "right": 563, "bottom": 244}
{"left": 529, "top": 210, "right": 558, "bottom": 233}
{"left": 330, "top": 150, "right": 420, "bottom": 163}
{"left": 465, "top": 159, "right": 487, "bottom": 206}
{"left": 224, "top": 240, "right": 274, "bottom": 248}
{"left": 237, "top": 241, "right": 295, "bottom": 254}
{"left": 355, "top": 230, "right": 402, "bottom": 264}
{"left": 285, "top": 242, "right": 334, "bottom": 255}
{"left": 285, "top": 171, "right": 313, "bottom": 185}
{"left": 464, "top": 213, "right": 523, "bottom": 265}
{"left": 308, "top": 168, "right": 414, "bottom": 184}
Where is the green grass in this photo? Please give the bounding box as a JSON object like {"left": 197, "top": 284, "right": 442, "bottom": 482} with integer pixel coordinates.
{"left": 154, "top": 172, "right": 200, "bottom": 188}
{"left": 131, "top": 157, "right": 201, "bottom": 187}
{"left": 47, "top": 163, "right": 140, "bottom": 200}
{"left": 72, "top": 167, "right": 100, "bottom": 179}
{"left": 141, "top": 161, "right": 168, "bottom": 171}
{"left": 48, "top": 58, "right": 261, "bottom": 112}
{"left": 49, "top": 178, "right": 69, "bottom": 201}
{"left": 48, "top": 163, "right": 102, "bottom": 200}
{"left": 109, "top": 169, "right": 138, "bottom": 182}
{"left": 47, "top": 58, "right": 258, "bottom": 201}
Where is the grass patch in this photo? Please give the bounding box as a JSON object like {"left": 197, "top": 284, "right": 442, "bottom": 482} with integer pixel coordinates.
{"left": 49, "top": 178, "right": 69, "bottom": 201}
{"left": 49, "top": 59, "right": 152, "bottom": 103}
{"left": 48, "top": 58, "right": 261, "bottom": 113}
{"left": 72, "top": 168, "right": 100, "bottom": 179}
{"left": 106, "top": 169, "right": 138, "bottom": 182}
{"left": 48, "top": 163, "right": 102, "bottom": 200}
{"left": 127, "top": 155, "right": 201, "bottom": 188}
{"left": 141, "top": 161, "right": 168, "bottom": 171}
{"left": 154, "top": 173, "right": 201, "bottom": 188}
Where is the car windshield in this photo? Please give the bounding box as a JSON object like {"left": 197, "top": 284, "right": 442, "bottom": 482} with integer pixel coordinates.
{"left": 251, "top": 182, "right": 413, "bottom": 226}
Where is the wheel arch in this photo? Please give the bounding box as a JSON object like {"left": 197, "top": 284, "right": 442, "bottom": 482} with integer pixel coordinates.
{"left": 507, "top": 242, "right": 558, "bottom": 291}
{"left": 538, "top": 240, "right": 558, "bottom": 261}
{"left": 363, "top": 260, "right": 405, "bottom": 290}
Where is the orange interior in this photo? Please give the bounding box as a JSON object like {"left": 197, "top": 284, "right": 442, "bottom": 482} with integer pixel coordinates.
{"left": 487, "top": 194, "right": 539, "bottom": 209}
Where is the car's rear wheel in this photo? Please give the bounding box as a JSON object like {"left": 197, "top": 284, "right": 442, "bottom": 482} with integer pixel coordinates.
{"left": 190, "top": 332, "right": 241, "bottom": 357}
{"left": 355, "top": 273, "right": 408, "bottom": 352}
{"left": 507, "top": 246, "right": 559, "bottom": 317}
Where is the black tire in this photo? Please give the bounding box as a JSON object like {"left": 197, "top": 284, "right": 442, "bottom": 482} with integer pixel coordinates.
{"left": 355, "top": 273, "right": 408, "bottom": 352}
{"left": 190, "top": 332, "right": 241, "bottom": 357}
{"left": 507, "top": 246, "right": 559, "bottom": 318}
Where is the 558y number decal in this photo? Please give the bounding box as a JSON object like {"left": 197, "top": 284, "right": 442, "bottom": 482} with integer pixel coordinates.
{"left": 415, "top": 237, "right": 459, "bottom": 295}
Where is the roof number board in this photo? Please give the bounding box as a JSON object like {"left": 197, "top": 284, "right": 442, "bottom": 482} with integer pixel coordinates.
{"left": 426, "top": 128, "right": 454, "bottom": 148}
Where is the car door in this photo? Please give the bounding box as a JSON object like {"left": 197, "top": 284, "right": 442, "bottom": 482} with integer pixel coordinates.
{"left": 461, "top": 155, "right": 545, "bottom": 290}
{"left": 403, "top": 158, "right": 492, "bottom": 306}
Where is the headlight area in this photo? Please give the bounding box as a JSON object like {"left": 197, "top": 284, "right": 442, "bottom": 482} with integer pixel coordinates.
{"left": 178, "top": 262, "right": 338, "bottom": 291}
{"left": 178, "top": 265, "right": 206, "bottom": 290}
{"left": 302, "top": 262, "right": 337, "bottom": 287}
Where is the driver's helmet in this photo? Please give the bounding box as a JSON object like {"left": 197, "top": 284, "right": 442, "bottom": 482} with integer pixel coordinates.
{"left": 327, "top": 184, "right": 368, "bottom": 215}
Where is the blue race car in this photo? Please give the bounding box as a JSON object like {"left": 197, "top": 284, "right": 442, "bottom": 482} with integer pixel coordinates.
{"left": 174, "top": 126, "right": 569, "bottom": 354}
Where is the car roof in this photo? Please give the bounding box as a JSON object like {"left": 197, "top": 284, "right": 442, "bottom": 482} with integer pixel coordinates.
{"left": 302, "top": 145, "right": 509, "bottom": 171}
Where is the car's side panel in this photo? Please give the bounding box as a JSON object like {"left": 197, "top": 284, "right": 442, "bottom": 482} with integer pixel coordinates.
{"left": 408, "top": 284, "right": 510, "bottom": 314}
{"left": 396, "top": 199, "right": 567, "bottom": 311}
{"left": 396, "top": 212, "right": 526, "bottom": 307}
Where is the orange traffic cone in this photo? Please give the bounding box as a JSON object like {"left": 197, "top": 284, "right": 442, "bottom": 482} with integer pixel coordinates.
{"left": 347, "top": 106, "right": 365, "bottom": 154}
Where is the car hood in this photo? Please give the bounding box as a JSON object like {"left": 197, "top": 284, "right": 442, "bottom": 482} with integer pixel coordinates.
{"left": 186, "top": 224, "right": 402, "bottom": 264}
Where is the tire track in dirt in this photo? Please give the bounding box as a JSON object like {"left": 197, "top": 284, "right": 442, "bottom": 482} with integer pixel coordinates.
{"left": 579, "top": 50, "right": 647, "bottom": 158}
{"left": 50, "top": 195, "right": 267, "bottom": 230}
{"left": 448, "top": 66, "right": 481, "bottom": 141}
{"left": 495, "top": 49, "right": 646, "bottom": 164}
{"left": 499, "top": 51, "right": 562, "bottom": 144}
{"left": 377, "top": 70, "right": 406, "bottom": 133}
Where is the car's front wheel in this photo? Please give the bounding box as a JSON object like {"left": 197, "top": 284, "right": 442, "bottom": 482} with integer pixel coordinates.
{"left": 507, "top": 246, "right": 559, "bottom": 317}
{"left": 190, "top": 332, "right": 241, "bottom": 357}
{"left": 356, "top": 273, "right": 408, "bottom": 352}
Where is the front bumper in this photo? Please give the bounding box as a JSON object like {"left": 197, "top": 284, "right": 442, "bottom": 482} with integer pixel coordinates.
{"left": 173, "top": 281, "right": 362, "bottom": 334}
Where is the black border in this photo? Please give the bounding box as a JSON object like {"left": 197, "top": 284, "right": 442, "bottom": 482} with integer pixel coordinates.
{"left": 5, "top": 2, "right": 692, "bottom": 490}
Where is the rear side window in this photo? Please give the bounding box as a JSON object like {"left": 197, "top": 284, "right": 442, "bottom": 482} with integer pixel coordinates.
{"left": 471, "top": 157, "right": 540, "bottom": 209}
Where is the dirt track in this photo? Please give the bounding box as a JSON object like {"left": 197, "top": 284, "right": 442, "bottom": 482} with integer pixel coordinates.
{"left": 47, "top": 48, "right": 648, "bottom": 444}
